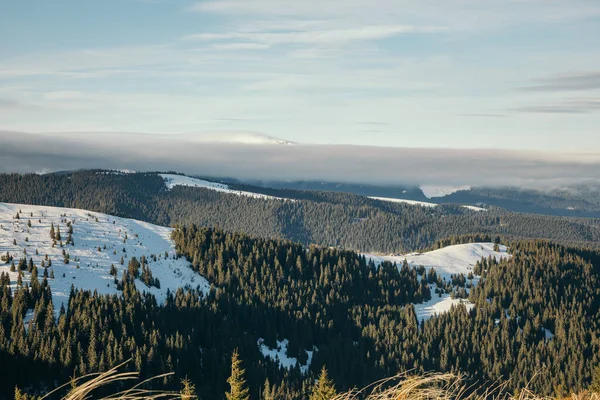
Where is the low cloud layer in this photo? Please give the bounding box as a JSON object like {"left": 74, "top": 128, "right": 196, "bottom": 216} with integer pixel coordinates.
{"left": 1, "top": 131, "right": 599, "bottom": 189}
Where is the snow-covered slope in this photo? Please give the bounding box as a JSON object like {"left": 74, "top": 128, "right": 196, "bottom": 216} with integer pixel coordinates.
{"left": 368, "top": 196, "right": 486, "bottom": 211}
{"left": 420, "top": 185, "right": 471, "bottom": 199}
{"left": 365, "top": 242, "right": 509, "bottom": 321}
{"left": 0, "top": 203, "right": 210, "bottom": 312}
{"left": 368, "top": 196, "right": 438, "bottom": 208}
{"left": 160, "top": 174, "right": 287, "bottom": 201}
{"left": 368, "top": 242, "right": 508, "bottom": 281}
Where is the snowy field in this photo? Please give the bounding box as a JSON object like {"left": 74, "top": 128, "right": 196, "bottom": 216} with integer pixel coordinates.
{"left": 160, "top": 174, "right": 288, "bottom": 201}
{"left": 0, "top": 202, "right": 209, "bottom": 312}
{"left": 365, "top": 242, "right": 510, "bottom": 321}
{"left": 368, "top": 196, "right": 486, "bottom": 211}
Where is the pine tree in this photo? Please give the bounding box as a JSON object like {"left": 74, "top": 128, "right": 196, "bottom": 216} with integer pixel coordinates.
{"left": 50, "top": 223, "right": 55, "bottom": 240}
{"left": 310, "top": 367, "right": 337, "bottom": 400}
{"left": 226, "top": 349, "right": 250, "bottom": 400}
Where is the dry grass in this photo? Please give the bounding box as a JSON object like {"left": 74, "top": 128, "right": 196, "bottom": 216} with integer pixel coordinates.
{"left": 43, "top": 365, "right": 599, "bottom": 400}
{"left": 42, "top": 361, "right": 180, "bottom": 400}
{"left": 333, "top": 373, "right": 600, "bottom": 400}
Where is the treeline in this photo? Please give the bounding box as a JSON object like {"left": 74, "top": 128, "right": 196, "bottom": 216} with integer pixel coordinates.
{"left": 2, "top": 228, "right": 600, "bottom": 399}
{"left": 0, "top": 171, "right": 599, "bottom": 253}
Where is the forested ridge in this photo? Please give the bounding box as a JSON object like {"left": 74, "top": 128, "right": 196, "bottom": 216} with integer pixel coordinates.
{"left": 1, "top": 226, "right": 600, "bottom": 399}
{"left": 0, "top": 171, "right": 599, "bottom": 253}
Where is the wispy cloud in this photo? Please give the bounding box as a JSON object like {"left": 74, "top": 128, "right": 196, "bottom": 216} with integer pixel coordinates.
{"left": 459, "top": 113, "right": 508, "bottom": 118}
{"left": 520, "top": 71, "right": 600, "bottom": 92}
{"left": 183, "top": 25, "right": 447, "bottom": 46}
{"left": 511, "top": 98, "right": 600, "bottom": 114}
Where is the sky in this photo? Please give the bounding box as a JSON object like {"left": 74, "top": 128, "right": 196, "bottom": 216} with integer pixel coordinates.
{"left": 1, "top": 0, "right": 600, "bottom": 150}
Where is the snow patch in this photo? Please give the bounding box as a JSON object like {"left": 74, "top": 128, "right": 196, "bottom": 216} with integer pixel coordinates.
{"left": 257, "top": 338, "right": 314, "bottom": 374}
{"left": 368, "top": 196, "right": 437, "bottom": 208}
{"left": 413, "top": 293, "right": 474, "bottom": 322}
{"left": 368, "top": 196, "right": 486, "bottom": 211}
{"left": 0, "top": 202, "right": 210, "bottom": 312}
{"left": 420, "top": 185, "right": 471, "bottom": 199}
{"left": 160, "top": 174, "right": 288, "bottom": 201}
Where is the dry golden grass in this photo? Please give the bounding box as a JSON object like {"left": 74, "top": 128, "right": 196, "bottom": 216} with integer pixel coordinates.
{"left": 333, "top": 373, "right": 600, "bottom": 400}
{"left": 42, "top": 361, "right": 180, "bottom": 400}
{"left": 43, "top": 365, "right": 598, "bottom": 400}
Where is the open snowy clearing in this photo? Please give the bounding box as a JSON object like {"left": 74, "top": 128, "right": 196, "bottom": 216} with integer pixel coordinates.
{"left": 413, "top": 292, "right": 475, "bottom": 321}
{"left": 0, "top": 202, "right": 209, "bottom": 312}
{"left": 160, "top": 174, "right": 288, "bottom": 201}
{"left": 257, "top": 338, "right": 314, "bottom": 375}
{"left": 368, "top": 196, "right": 486, "bottom": 211}
{"left": 365, "top": 242, "right": 510, "bottom": 321}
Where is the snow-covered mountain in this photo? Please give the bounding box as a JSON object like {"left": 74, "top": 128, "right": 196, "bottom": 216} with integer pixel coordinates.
{"left": 365, "top": 242, "right": 510, "bottom": 320}
{"left": 160, "top": 174, "right": 289, "bottom": 200}
{"left": 0, "top": 202, "right": 210, "bottom": 313}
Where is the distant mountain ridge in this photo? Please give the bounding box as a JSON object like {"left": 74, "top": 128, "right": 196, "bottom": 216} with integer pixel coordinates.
{"left": 231, "top": 178, "right": 600, "bottom": 218}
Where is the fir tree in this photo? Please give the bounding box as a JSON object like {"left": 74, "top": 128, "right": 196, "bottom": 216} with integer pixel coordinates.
{"left": 310, "top": 367, "right": 337, "bottom": 400}
{"left": 226, "top": 349, "right": 250, "bottom": 400}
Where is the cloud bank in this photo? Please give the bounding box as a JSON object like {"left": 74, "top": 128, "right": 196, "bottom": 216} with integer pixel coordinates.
{"left": 1, "top": 131, "right": 599, "bottom": 189}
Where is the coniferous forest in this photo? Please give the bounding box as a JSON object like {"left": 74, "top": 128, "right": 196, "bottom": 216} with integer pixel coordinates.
{"left": 0, "top": 171, "right": 598, "bottom": 253}
{"left": 1, "top": 171, "right": 600, "bottom": 399}
{"left": 1, "top": 226, "right": 600, "bottom": 399}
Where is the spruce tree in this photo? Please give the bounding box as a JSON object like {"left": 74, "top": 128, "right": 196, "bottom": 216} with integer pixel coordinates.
{"left": 226, "top": 349, "right": 250, "bottom": 400}
{"left": 310, "top": 367, "right": 337, "bottom": 400}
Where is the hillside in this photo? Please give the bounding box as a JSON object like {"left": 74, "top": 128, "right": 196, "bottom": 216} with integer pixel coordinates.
{"left": 2, "top": 212, "right": 600, "bottom": 398}
{"left": 0, "top": 202, "right": 209, "bottom": 311}
{"left": 1, "top": 171, "right": 599, "bottom": 255}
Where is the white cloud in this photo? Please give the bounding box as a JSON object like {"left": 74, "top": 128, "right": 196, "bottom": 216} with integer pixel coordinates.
{"left": 184, "top": 25, "right": 447, "bottom": 46}
{"left": 210, "top": 42, "right": 271, "bottom": 50}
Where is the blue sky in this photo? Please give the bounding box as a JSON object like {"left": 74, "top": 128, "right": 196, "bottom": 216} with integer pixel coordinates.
{"left": 1, "top": 0, "right": 599, "bottom": 150}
